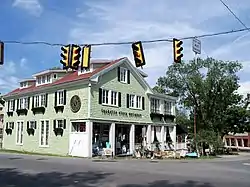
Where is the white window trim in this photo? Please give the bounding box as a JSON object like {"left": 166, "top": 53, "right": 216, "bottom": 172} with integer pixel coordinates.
{"left": 9, "top": 99, "right": 14, "bottom": 112}
{"left": 119, "top": 67, "right": 128, "bottom": 83}
{"left": 56, "top": 119, "right": 65, "bottom": 129}
{"left": 101, "top": 89, "right": 119, "bottom": 107}
{"left": 129, "top": 94, "right": 142, "bottom": 109}
{"left": 150, "top": 98, "right": 160, "bottom": 113}
{"left": 57, "top": 90, "right": 65, "bottom": 106}
{"left": 36, "top": 74, "right": 52, "bottom": 86}
{"left": 16, "top": 120, "right": 24, "bottom": 146}
{"left": 18, "top": 97, "right": 28, "bottom": 110}
{"left": 39, "top": 119, "right": 50, "bottom": 148}
{"left": 34, "top": 94, "right": 46, "bottom": 108}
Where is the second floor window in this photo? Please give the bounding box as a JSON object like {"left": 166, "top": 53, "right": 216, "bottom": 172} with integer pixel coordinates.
{"left": 58, "top": 90, "right": 65, "bottom": 105}
{"left": 128, "top": 94, "right": 143, "bottom": 109}
{"left": 8, "top": 100, "right": 14, "bottom": 111}
{"left": 34, "top": 94, "right": 47, "bottom": 108}
{"left": 151, "top": 98, "right": 160, "bottom": 113}
{"left": 99, "top": 88, "right": 121, "bottom": 107}
{"left": 164, "top": 101, "right": 172, "bottom": 114}
{"left": 18, "top": 97, "right": 28, "bottom": 109}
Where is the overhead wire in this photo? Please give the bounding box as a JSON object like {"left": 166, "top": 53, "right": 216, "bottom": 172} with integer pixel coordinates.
{"left": 218, "top": 0, "right": 249, "bottom": 30}
{"left": 0, "top": 27, "right": 249, "bottom": 47}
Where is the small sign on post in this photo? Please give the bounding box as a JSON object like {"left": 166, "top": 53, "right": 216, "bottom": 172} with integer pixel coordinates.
{"left": 192, "top": 38, "right": 201, "bottom": 54}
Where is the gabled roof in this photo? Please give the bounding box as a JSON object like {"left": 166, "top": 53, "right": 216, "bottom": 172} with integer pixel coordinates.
{"left": 4, "top": 58, "right": 123, "bottom": 98}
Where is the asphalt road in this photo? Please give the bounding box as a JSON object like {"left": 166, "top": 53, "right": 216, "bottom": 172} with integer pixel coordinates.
{"left": 0, "top": 153, "right": 250, "bottom": 187}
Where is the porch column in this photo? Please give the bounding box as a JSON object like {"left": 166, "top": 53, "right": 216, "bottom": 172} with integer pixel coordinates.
{"left": 109, "top": 123, "right": 115, "bottom": 156}
{"left": 86, "top": 120, "right": 93, "bottom": 157}
{"left": 146, "top": 125, "right": 152, "bottom": 149}
{"left": 235, "top": 138, "right": 238, "bottom": 148}
{"left": 169, "top": 125, "right": 177, "bottom": 151}
{"left": 129, "top": 124, "right": 135, "bottom": 154}
{"left": 160, "top": 126, "right": 165, "bottom": 150}
{"left": 229, "top": 138, "right": 232, "bottom": 146}
{"left": 242, "top": 139, "right": 244, "bottom": 147}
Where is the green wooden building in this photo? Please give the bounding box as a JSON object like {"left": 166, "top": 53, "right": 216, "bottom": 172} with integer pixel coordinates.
{"left": 3, "top": 57, "right": 178, "bottom": 157}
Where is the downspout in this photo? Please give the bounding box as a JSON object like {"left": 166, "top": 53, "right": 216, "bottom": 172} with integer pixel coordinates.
{"left": 87, "top": 82, "right": 92, "bottom": 119}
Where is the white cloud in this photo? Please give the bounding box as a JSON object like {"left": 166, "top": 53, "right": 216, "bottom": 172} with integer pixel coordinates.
{"left": 20, "top": 58, "right": 28, "bottom": 68}
{"left": 238, "top": 81, "right": 250, "bottom": 97}
{"left": 12, "top": 0, "right": 43, "bottom": 16}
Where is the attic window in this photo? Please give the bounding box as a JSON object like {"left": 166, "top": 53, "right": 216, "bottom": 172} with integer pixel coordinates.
{"left": 78, "top": 67, "right": 90, "bottom": 75}
{"left": 36, "top": 75, "right": 52, "bottom": 86}
{"left": 20, "top": 82, "right": 28, "bottom": 88}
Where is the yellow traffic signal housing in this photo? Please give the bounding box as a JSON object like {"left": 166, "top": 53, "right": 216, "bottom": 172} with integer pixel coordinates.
{"left": 60, "top": 45, "right": 71, "bottom": 69}
{"left": 0, "top": 42, "right": 4, "bottom": 65}
{"left": 80, "top": 45, "right": 91, "bottom": 70}
{"left": 173, "top": 38, "right": 183, "bottom": 63}
{"left": 131, "top": 41, "right": 146, "bottom": 67}
{"left": 71, "top": 44, "right": 81, "bottom": 70}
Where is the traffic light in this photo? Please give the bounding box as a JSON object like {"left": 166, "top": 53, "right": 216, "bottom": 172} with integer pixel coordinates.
{"left": 60, "top": 45, "right": 71, "bottom": 69}
{"left": 173, "top": 38, "right": 183, "bottom": 63}
{"left": 131, "top": 41, "right": 146, "bottom": 67}
{"left": 71, "top": 44, "right": 81, "bottom": 70}
{"left": 80, "top": 45, "right": 91, "bottom": 70}
{"left": 0, "top": 42, "right": 4, "bottom": 65}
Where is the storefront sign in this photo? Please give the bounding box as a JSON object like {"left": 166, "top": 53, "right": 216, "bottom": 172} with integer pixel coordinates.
{"left": 101, "top": 109, "right": 142, "bottom": 118}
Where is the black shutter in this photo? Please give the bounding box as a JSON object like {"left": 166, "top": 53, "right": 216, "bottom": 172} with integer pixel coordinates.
{"left": 54, "top": 92, "right": 57, "bottom": 107}
{"left": 32, "top": 96, "right": 34, "bottom": 108}
{"left": 99, "top": 88, "right": 102, "bottom": 104}
{"left": 13, "top": 100, "right": 15, "bottom": 110}
{"left": 45, "top": 93, "right": 48, "bottom": 107}
{"left": 117, "top": 67, "right": 120, "bottom": 82}
{"left": 34, "top": 121, "right": 37, "bottom": 129}
{"left": 126, "top": 94, "right": 129, "bottom": 108}
{"left": 142, "top": 97, "right": 145, "bottom": 110}
{"left": 127, "top": 70, "right": 130, "bottom": 84}
{"left": 118, "top": 92, "right": 121, "bottom": 107}
{"left": 16, "top": 99, "right": 19, "bottom": 110}
{"left": 63, "top": 119, "right": 66, "bottom": 129}
{"left": 7, "top": 101, "right": 10, "bottom": 112}
{"left": 5, "top": 122, "right": 8, "bottom": 129}
{"left": 11, "top": 122, "right": 14, "bottom": 129}
{"left": 53, "top": 120, "right": 56, "bottom": 129}
{"left": 63, "top": 90, "right": 67, "bottom": 105}
{"left": 27, "top": 97, "right": 30, "bottom": 109}
{"left": 27, "top": 121, "right": 29, "bottom": 129}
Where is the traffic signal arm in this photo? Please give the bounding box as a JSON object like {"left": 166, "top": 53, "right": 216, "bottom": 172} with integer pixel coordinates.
{"left": 0, "top": 42, "right": 4, "bottom": 65}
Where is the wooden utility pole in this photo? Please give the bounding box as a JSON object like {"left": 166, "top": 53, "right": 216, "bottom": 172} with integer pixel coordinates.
{"left": 194, "top": 107, "right": 197, "bottom": 151}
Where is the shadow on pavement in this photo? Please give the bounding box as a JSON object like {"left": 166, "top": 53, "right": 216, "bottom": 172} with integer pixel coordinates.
{"left": 0, "top": 168, "right": 113, "bottom": 187}
{"left": 119, "top": 180, "right": 214, "bottom": 187}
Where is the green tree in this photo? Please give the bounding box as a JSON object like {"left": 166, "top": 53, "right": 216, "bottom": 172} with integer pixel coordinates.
{"left": 154, "top": 57, "right": 249, "bottom": 136}
{"left": 0, "top": 93, "right": 4, "bottom": 106}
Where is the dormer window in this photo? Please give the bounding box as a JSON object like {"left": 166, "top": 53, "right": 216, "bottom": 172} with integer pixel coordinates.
{"left": 78, "top": 67, "right": 91, "bottom": 75}
{"left": 36, "top": 74, "right": 52, "bottom": 86}
{"left": 20, "top": 82, "right": 28, "bottom": 89}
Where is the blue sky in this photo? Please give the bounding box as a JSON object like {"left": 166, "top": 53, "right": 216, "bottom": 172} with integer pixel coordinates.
{"left": 1, "top": 0, "right": 250, "bottom": 95}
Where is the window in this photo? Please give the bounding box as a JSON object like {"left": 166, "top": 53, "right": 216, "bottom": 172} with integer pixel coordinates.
{"left": 16, "top": 121, "right": 24, "bottom": 145}
{"left": 54, "top": 119, "right": 66, "bottom": 129}
{"left": 101, "top": 89, "right": 118, "bottom": 106}
{"left": 151, "top": 98, "right": 160, "bottom": 113}
{"left": 102, "top": 89, "right": 109, "bottom": 105}
{"left": 8, "top": 100, "right": 14, "bottom": 111}
{"left": 164, "top": 101, "right": 172, "bottom": 114}
{"left": 28, "top": 121, "right": 36, "bottom": 129}
{"left": 18, "top": 97, "right": 28, "bottom": 109}
{"left": 72, "top": 123, "right": 86, "bottom": 132}
{"left": 119, "top": 67, "right": 127, "bottom": 83}
{"left": 40, "top": 94, "right": 46, "bottom": 106}
{"left": 6, "top": 122, "right": 14, "bottom": 129}
{"left": 40, "top": 120, "right": 49, "bottom": 146}
{"left": 46, "top": 75, "right": 51, "bottom": 83}
{"left": 34, "top": 95, "right": 40, "bottom": 108}
{"left": 57, "top": 120, "right": 64, "bottom": 128}
{"left": 20, "top": 82, "right": 28, "bottom": 88}
{"left": 57, "top": 90, "right": 64, "bottom": 105}
{"left": 33, "top": 94, "right": 47, "bottom": 108}
{"left": 36, "top": 74, "right": 52, "bottom": 86}
{"left": 129, "top": 94, "right": 142, "bottom": 109}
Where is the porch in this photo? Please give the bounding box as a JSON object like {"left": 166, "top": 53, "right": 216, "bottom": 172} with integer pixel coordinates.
{"left": 68, "top": 120, "right": 183, "bottom": 158}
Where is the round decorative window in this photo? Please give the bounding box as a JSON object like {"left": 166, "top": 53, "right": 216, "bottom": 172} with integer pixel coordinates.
{"left": 70, "top": 95, "right": 81, "bottom": 113}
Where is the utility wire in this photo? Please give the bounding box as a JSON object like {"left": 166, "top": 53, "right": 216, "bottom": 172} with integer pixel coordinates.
{"left": 1, "top": 27, "right": 249, "bottom": 47}
{"left": 219, "top": 0, "right": 249, "bottom": 30}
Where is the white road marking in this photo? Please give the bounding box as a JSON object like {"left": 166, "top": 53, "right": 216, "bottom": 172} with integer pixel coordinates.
{"left": 242, "top": 163, "right": 250, "bottom": 166}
